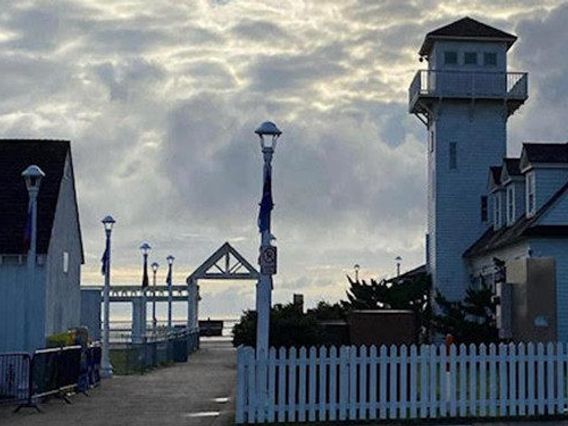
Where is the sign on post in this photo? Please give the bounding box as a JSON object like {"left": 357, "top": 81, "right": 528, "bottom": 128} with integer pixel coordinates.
{"left": 260, "top": 246, "right": 277, "bottom": 275}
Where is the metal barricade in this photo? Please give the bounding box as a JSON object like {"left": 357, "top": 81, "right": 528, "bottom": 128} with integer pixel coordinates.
{"left": 0, "top": 353, "right": 30, "bottom": 406}
{"left": 31, "top": 345, "right": 81, "bottom": 403}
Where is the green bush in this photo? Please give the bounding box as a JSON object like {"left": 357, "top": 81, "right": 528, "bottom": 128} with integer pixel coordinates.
{"left": 46, "top": 331, "right": 74, "bottom": 348}
{"left": 232, "top": 303, "right": 325, "bottom": 348}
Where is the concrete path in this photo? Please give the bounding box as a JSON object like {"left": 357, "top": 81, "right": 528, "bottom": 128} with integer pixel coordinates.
{"left": 0, "top": 339, "right": 236, "bottom": 426}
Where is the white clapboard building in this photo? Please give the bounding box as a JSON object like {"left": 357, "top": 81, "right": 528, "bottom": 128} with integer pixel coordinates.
{"left": 410, "top": 17, "right": 568, "bottom": 342}
{"left": 0, "top": 140, "right": 84, "bottom": 352}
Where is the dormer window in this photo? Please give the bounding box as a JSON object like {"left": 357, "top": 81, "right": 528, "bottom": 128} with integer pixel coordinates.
{"left": 464, "top": 52, "right": 478, "bottom": 65}
{"left": 526, "top": 172, "right": 536, "bottom": 216}
{"left": 506, "top": 186, "right": 515, "bottom": 225}
{"left": 444, "top": 51, "right": 458, "bottom": 65}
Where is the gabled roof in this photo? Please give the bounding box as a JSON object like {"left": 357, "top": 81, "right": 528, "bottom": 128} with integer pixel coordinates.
{"left": 520, "top": 142, "right": 568, "bottom": 170}
{"left": 0, "top": 140, "right": 80, "bottom": 256}
{"left": 489, "top": 166, "right": 502, "bottom": 191}
{"left": 464, "top": 179, "right": 568, "bottom": 258}
{"left": 503, "top": 158, "right": 521, "bottom": 176}
{"left": 500, "top": 158, "right": 522, "bottom": 184}
{"left": 419, "top": 17, "right": 517, "bottom": 57}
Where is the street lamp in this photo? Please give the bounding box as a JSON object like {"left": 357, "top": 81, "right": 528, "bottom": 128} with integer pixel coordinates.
{"left": 139, "top": 242, "right": 151, "bottom": 337}
{"left": 151, "top": 262, "right": 159, "bottom": 332}
{"left": 354, "top": 264, "right": 360, "bottom": 282}
{"left": 254, "top": 121, "right": 282, "bottom": 356}
{"left": 395, "top": 256, "right": 402, "bottom": 278}
{"left": 101, "top": 215, "right": 115, "bottom": 378}
{"left": 21, "top": 165, "right": 45, "bottom": 352}
{"left": 166, "top": 255, "right": 175, "bottom": 330}
{"left": 22, "top": 165, "right": 45, "bottom": 268}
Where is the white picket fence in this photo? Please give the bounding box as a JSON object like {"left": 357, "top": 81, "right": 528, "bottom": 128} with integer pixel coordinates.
{"left": 236, "top": 342, "right": 568, "bottom": 423}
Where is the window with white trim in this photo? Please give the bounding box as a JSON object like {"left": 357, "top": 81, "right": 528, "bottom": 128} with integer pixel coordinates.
{"left": 494, "top": 192, "right": 502, "bottom": 229}
{"left": 506, "top": 185, "right": 515, "bottom": 225}
{"left": 526, "top": 172, "right": 536, "bottom": 216}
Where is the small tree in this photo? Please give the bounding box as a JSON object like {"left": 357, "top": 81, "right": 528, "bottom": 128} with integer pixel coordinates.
{"left": 232, "top": 303, "right": 323, "bottom": 348}
{"left": 432, "top": 282, "right": 498, "bottom": 344}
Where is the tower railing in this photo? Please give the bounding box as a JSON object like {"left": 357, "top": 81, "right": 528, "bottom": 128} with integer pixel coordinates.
{"left": 409, "top": 70, "right": 528, "bottom": 111}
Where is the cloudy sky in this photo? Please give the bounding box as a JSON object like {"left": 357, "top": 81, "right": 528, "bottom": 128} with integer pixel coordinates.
{"left": 3, "top": 0, "right": 568, "bottom": 318}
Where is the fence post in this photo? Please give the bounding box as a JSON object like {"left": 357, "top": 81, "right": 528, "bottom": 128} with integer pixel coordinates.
{"left": 235, "top": 347, "right": 246, "bottom": 424}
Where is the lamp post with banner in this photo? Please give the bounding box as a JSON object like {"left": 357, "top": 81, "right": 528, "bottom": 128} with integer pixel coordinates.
{"left": 254, "top": 121, "right": 282, "bottom": 356}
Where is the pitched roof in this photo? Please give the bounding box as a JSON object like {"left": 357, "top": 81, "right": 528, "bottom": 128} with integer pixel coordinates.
{"left": 522, "top": 142, "right": 568, "bottom": 165}
{"left": 419, "top": 17, "right": 517, "bottom": 56}
{"left": 464, "top": 180, "right": 568, "bottom": 258}
{"left": 489, "top": 166, "right": 502, "bottom": 190}
{"left": 503, "top": 158, "right": 521, "bottom": 176}
{"left": 386, "top": 264, "right": 427, "bottom": 284}
{"left": 0, "top": 140, "right": 72, "bottom": 254}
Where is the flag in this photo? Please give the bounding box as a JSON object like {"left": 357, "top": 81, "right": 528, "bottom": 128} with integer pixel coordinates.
{"left": 142, "top": 256, "right": 149, "bottom": 288}
{"left": 166, "top": 265, "right": 172, "bottom": 288}
{"left": 23, "top": 204, "right": 32, "bottom": 253}
{"left": 257, "top": 167, "right": 273, "bottom": 233}
{"left": 100, "top": 245, "right": 109, "bottom": 276}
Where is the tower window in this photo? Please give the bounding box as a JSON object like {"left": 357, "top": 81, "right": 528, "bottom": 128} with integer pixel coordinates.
{"left": 526, "top": 172, "right": 536, "bottom": 216}
{"left": 464, "top": 52, "right": 478, "bottom": 65}
{"left": 506, "top": 186, "right": 515, "bottom": 225}
{"left": 449, "top": 142, "right": 457, "bottom": 169}
{"left": 481, "top": 196, "right": 488, "bottom": 222}
{"left": 428, "top": 130, "right": 434, "bottom": 153}
{"left": 484, "top": 52, "right": 497, "bottom": 67}
{"left": 444, "top": 51, "right": 458, "bottom": 65}
{"left": 63, "top": 252, "right": 69, "bottom": 273}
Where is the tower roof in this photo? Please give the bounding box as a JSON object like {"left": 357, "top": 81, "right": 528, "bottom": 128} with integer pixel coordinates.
{"left": 419, "top": 17, "right": 517, "bottom": 57}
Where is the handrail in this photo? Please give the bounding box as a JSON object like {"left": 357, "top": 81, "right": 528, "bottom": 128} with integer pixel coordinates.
{"left": 409, "top": 69, "right": 528, "bottom": 103}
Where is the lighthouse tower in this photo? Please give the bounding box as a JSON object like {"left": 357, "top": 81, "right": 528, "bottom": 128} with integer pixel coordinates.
{"left": 409, "top": 17, "right": 528, "bottom": 300}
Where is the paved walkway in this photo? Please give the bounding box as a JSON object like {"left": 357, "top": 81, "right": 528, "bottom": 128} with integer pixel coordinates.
{"left": 0, "top": 339, "right": 236, "bottom": 426}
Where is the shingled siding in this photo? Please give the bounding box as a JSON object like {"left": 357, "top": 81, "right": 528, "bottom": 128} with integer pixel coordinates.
{"left": 533, "top": 168, "right": 568, "bottom": 217}
{"left": 530, "top": 240, "right": 568, "bottom": 342}
{"left": 44, "top": 153, "right": 82, "bottom": 338}
{"left": 430, "top": 100, "right": 507, "bottom": 301}
{"left": 0, "top": 259, "right": 47, "bottom": 352}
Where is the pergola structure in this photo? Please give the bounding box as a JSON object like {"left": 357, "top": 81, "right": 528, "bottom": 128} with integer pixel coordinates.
{"left": 185, "top": 242, "right": 259, "bottom": 335}
{"left": 83, "top": 242, "right": 259, "bottom": 341}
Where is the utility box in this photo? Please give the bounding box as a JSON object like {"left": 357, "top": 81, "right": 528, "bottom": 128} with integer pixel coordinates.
{"left": 506, "top": 257, "right": 556, "bottom": 342}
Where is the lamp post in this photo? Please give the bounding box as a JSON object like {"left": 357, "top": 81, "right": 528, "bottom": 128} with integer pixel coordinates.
{"left": 101, "top": 215, "right": 115, "bottom": 378}
{"left": 22, "top": 165, "right": 45, "bottom": 352}
{"left": 354, "top": 264, "right": 360, "bottom": 282}
{"left": 166, "top": 255, "right": 175, "bottom": 330}
{"left": 139, "top": 242, "right": 151, "bottom": 337}
{"left": 151, "top": 262, "right": 159, "bottom": 333}
{"left": 254, "top": 121, "right": 282, "bottom": 357}
{"left": 395, "top": 256, "right": 402, "bottom": 278}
